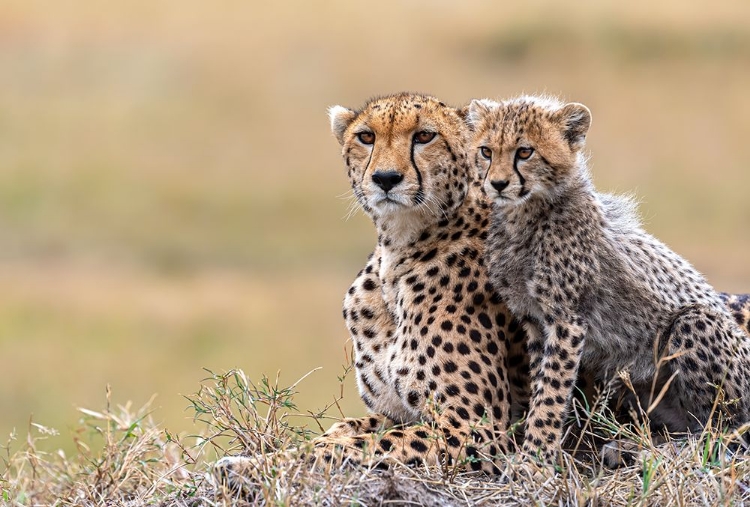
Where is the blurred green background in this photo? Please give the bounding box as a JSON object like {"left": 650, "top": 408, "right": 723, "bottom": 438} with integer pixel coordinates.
{"left": 2, "top": 1, "right": 749, "bottom": 451}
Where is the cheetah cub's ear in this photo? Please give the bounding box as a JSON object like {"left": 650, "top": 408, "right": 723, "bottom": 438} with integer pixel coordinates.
{"left": 329, "top": 105, "right": 357, "bottom": 146}
{"left": 466, "top": 99, "right": 499, "bottom": 130}
{"left": 554, "top": 103, "right": 592, "bottom": 151}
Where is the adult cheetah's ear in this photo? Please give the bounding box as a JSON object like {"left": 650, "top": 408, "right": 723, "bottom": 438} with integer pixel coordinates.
{"left": 555, "top": 103, "right": 591, "bottom": 150}
{"left": 466, "top": 99, "right": 498, "bottom": 130}
{"left": 329, "top": 105, "right": 357, "bottom": 145}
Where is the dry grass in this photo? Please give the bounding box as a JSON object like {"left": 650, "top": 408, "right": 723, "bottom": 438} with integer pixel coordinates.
{"left": 3, "top": 370, "right": 750, "bottom": 506}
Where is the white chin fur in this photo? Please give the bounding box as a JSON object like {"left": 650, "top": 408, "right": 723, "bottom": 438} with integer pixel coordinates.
{"left": 483, "top": 185, "right": 509, "bottom": 205}
{"left": 375, "top": 200, "right": 408, "bottom": 214}
{"left": 369, "top": 188, "right": 414, "bottom": 212}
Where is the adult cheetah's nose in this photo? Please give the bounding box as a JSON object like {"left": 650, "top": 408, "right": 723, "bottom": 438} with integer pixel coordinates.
{"left": 490, "top": 179, "right": 510, "bottom": 192}
{"left": 372, "top": 171, "right": 404, "bottom": 192}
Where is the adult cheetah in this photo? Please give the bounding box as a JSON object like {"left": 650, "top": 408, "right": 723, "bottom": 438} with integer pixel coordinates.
{"left": 321, "top": 93, "right": 524, "bottom": 474}
{"left": 469, "top": 95, "right": 750, "bottom": 463}
{"left": 213, "top": 93, "right": 525, "bottom": 485}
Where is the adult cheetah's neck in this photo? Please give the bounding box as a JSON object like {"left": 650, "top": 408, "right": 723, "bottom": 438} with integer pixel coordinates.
{"left": 376, "top": 187, "right": 487, "bottom": 252}
{"left": 375, "top": 207, "right": 439, "bottom": 250}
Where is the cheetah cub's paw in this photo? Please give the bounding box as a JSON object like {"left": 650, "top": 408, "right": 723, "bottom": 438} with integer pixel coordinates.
{"left": 600, "top": 439, "right": 651, "bottom": 469}
{"left": 211, "top": 455, "right": 264, "bottom": 496}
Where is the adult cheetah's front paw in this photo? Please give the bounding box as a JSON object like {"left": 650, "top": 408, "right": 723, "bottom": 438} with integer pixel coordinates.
{"left": 322, "top": 415, "right": 395, "bottom": 439}
{"left": 322, "top": 419, "right": 363, "bottom": 438}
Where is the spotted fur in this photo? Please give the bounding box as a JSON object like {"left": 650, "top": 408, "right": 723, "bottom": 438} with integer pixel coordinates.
{"left": 470, "top": 95, "right": 750, "bottom": 463}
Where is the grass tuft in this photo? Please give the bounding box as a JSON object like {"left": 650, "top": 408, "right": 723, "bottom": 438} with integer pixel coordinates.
{"left": 2, "top": 370, "right": 750, "bottom": 506}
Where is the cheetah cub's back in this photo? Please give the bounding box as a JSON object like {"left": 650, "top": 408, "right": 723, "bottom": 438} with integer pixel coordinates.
{"left": 469, "top": 95, "right": 750, "bottom": 462}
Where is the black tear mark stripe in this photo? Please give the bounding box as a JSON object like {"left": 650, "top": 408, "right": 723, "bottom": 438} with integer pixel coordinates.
{"left": 361, "top": 141, "right": 375, "bottom": 188}
{"left": 512, "top": 152, "right": 526, "bottom": 196}
{"left": 481, "top": 151, "right": 492, "bottom": 189}
{"left": 476, "top": 140, "right": 498, "bottom": 189}
{"left": 410, "top": 136, "right": 424, "bottom": 204}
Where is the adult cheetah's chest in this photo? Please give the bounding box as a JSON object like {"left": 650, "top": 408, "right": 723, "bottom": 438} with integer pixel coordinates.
{"left": 379, "top": 229, "right": 488, "bottom": 329}
{"left": 366, "top": 218, "right": 506, "bottom": 418}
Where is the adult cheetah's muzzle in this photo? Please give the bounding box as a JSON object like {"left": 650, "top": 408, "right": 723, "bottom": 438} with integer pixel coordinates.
{"left": 372, "top": 171, "right": 403, "bottom": 192}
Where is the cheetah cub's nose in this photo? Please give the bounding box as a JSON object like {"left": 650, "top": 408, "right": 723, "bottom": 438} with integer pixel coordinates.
{"left": 372, "top": 171, "right": 404, "bottom": 192}
{"left": 490, "top": 179, "right": 510, "bottom": 192}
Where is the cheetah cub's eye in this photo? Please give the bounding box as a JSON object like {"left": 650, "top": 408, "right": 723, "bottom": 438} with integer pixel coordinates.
{"left": 480, "top": 147, "right": 492, "bottom": 159}
{"left": 357, "top": 132, "right": 375, "bottom": 145}
{"left": 516, "top": 147, "right": 534, "bottom": 160}
{"left": 414, "top": 131, "right": 437, "bottom": 144}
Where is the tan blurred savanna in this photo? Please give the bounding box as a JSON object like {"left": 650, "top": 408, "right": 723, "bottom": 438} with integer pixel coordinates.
{"left": 2, "top": 1, "right": 750, "bottom": 453}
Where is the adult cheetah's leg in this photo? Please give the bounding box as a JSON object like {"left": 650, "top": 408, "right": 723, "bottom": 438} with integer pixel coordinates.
{"left": 213, "top": 410, "right": 510, "bottom": 494}
{"left": 660, "top": 305, "right": 750, "bottom": 431}
{"left": 507, "top": 320, "right": 531, "bottom": 422}
{"left": 343, "top": 257, "right": 405, "bottom": 418}
{"left": 312, "top": 410, "right": 510, "bottom": 474}
{"left": 523, "top": 316, "right": 587, "bottom": 462}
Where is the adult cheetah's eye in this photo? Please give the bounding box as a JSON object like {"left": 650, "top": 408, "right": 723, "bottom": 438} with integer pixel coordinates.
{"left": 414, "top": 131, "right": 436, "bottom": 144}
{"left": 357, "top": 132, "right": 375, "bottom": 145}
{"left": 516, "top": 147, "right": 534, "bottom": 160}
{"left": 480, "top": 147, "right": 492, "bottom": 160}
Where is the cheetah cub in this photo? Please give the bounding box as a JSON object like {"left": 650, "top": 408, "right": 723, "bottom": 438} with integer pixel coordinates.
{"left": 468, "top": 96, "right": 750, "bottom": 462}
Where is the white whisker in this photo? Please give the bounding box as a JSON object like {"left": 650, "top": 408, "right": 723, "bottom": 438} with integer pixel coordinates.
{"left": 419, "top": 193, "right": 448, "bottom": 221}
{"left": 342, "top": 196, "right": 362, "bottom": 221}
{"left": 336, "top": 189, "right": 356, "bottom": 200}
{"left": 340, "top": 189, "right": 367, "bottom": 221}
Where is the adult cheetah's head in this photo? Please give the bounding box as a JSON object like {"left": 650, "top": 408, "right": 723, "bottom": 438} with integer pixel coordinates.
{"left": 329, "top": 93, "right": 472, "bottom": 230}
{"left": 466, "top": 96, "right": 591, "bottom": 206}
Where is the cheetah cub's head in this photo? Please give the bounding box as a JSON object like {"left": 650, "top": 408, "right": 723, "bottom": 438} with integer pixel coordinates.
{"left": 329, "top": 93, "right": 471, "bottom": 231}
{"left": 467, "top": 96, "right": 591, "bottom": 206}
